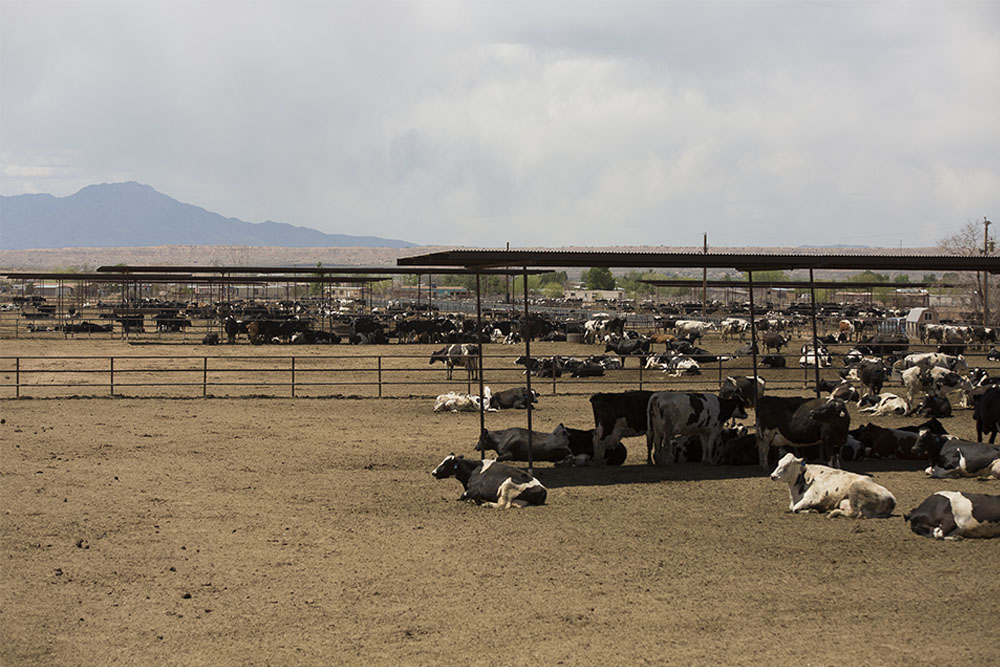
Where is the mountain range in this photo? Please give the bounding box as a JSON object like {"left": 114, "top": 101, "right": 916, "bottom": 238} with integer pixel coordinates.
{"left": 0, "top": 182, "right": 417, "bottom": 250}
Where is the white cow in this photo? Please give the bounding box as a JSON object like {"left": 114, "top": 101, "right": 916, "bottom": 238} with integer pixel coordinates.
{"left": 770, "top": 452, "right": 896, "bottom": 518}
{"left": 433, "top": 387, "right": 494, "bottom": 413}
{"left": 674, "top": 320, "right": 714, "bottom": 341}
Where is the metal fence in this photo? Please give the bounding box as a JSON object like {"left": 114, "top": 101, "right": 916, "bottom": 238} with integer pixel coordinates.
{"left": 2, "top": 348, "right": 993, "bottom": 399}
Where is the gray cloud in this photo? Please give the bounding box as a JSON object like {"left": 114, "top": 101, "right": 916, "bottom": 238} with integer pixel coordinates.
{"left": 2, "top": 1, "right": 997, "bottom": 248}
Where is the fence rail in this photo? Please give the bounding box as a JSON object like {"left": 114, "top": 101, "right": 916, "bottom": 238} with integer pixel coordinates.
{"left": 2, "top": 348, "right": 994, "bottom": 399}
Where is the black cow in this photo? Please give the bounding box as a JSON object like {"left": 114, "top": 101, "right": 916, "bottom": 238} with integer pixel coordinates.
{"left": 762, "top": 332, "right": 787, "bottom": 353}
{"left": 916, "top": 394, "right": 952, "bottom": 418}
{"left": 489, "top": 387, "right": 538, "bottom": 410}
{"left": 551, "top": 424, "right": 627, "bottom": 466}
{"left": 974, "top": 386, "right": 1000, "bottom": 443}
{"left": 475, "top": 426, "right": 572, "bottom": 463}
{"left": 431, "top": 455, "right": 547, "bottom": 508}
{"left": 590, "top": 390, "right": 655, "bottom": 466}
{"left": 911, "top": 430, "right": 1000, "bottom": 478}
{"left": 761, "top": 354, "right": 786, "bottom": 368}
{"left": 862, "top": 333, "right": 909, "bottom": 355}
{"left": 604, "top": 337, "right": 651, "bottom": 367}
{"left": 904, "top": 492, "right": 1000, "bottom": 540}
{"left": 755, "top": 396, "right": 849, "bottom": 469}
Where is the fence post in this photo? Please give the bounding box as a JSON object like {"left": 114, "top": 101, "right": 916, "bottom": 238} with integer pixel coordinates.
{"left": 15, "top": 357, "right": 20, "bottom": 398}
{"left": 638, "top": 356, "right": 643, "bottom": 390}
{"left": 110, "top": 357, "right": 115, "bottom": 396}
{"left": 378, "top": 356, "right": 383, "bottom": 398}
{"left": 291, "top": 356, "right": 296, "bottom": 397}
{"left": 203, "top": 357, "right": 208, "bottom": 397}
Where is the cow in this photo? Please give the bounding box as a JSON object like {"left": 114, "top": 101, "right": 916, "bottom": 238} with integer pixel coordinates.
{"left": 430, "top": 344, "right": 479, "bottom": 380}
{"left": 720, "top": 318, "right": 749, "bottom": 342}
{"left": 828, "top": 380, "right": 860, "bottom": 403}
{"left": 756, "top": 396, "right": 849, "bottom": 469}
{"left": 916, "top": 394, "right": 952, "bottom": 418}
{"left": 858, "top": 393, "right": 909, "bottom": 416}
{"left": 646, "top": 392, "right": 748, "bottom": 465}
{"left": 434, "top": 387, "right": 494, "bottom": 413}
{"left": 893, "top": 352, "right": 967, "bottom": 374}
{"left": 645, "top": 352, "right": 700, "bottom": 376}
{"left": 761, "top": 354, "right": 787, "bottom": 368}
{"left": 590, "top": 391, "right": 655, "bottom": 466}
{"left": 431, "top": 455, "right": 547, "bottom": 508}
{"left": 475, "top": 426, "right": 573, "bottom": 463}
{"left": 551, "top": 424, "right": 627, "bottom": 466}
{"left": 904, "top": 492, "right": 1000, "bottom": 540}
{"left": 716, "top": 426, "right": 758, "bottom": 465}
{"left": 770, "top": 452, "right": 896, "bottom": 518}
{"left": 674, "top": 320, "right": 714, "bottom": 342}
{"left": 974, "top": 386, "right": 1000, "bottom": 443}
{"left": 201, "top": 332, "right": 221, "bottom": 345}
{"left": 850, "top": 422, "right": 941, "bottom": 460}
{"left": 762, "top": 332, "right": 787, "bottom": 353}
{"left": 604, "top": 336, "right": 651, "bottom": 367}
{"left": 837, "top": 319, "right": 856, "bottom": 342}
{"left": 901, "top": 365, "right": 972, "bottom": 413}
{"left": 798, "top": 343, "right": 831, "bottom": 368}
{"left": 584, "top": 316, "right": 624, "bottom": 344}
{"left": 911, "top": 430, "right": 1000, "bottom": 479}
{"left": 489, "top": 387, "right": 539, "bottom": 410}
{"left": 719, "top": 375, "right": 765, "bottom": 410}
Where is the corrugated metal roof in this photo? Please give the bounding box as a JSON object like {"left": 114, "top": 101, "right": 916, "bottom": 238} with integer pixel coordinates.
{"left": 396, "top": 249, "right": 999, "bottom": 273}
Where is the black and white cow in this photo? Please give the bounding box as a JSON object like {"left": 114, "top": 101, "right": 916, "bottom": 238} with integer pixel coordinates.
{"left": 489, "top": 387, "right": 539, "bottom": 410}
{"left": 646, "top": 392, "right": 748, "bottom": 465}
{"left": 761, "top": 354, "right": 787, "bottom": 368}
{"left": 430, "top": 344, "right": 479, "bottom": 380}
{"left": 590, "top": 390, "right": 655, "bottom": 466}
{"left": 904, "top": 492, "right": 1000, "bottom": 540}
{"left": 911, "top": 430, "right": 1000, "bottom": 479}
{"left": 551, "top": 424, "right": 627, "bottom": 466}
{"left": 719, "top": 375, "right": 765, "bottom": 410}
{"left": 604, "top": 336, "right": 651, "bottom": 367}
{"left": 475, "top": 426, "right": 572, "bottom": 463}
{"left": 431, "top": 455, "right": 547, "bottom": 508}
{"left": 770, "top": 452, "right": 896, "bottom": 518}
{"left": 756, "top": 396, "right": 849, "bottom": 469}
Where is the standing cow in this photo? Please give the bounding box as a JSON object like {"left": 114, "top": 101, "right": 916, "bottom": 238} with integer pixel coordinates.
{"left": 646, "top": 392, "right": 747, "bottom": 465}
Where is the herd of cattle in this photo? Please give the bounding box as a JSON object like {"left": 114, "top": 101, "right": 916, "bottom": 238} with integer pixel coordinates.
{"left": 428, "top": 317, "right": 1000, "bottom": 541}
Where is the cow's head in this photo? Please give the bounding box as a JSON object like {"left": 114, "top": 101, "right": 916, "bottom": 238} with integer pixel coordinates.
{"left": 429, "top": 347, "right": 448, "bottom": 365}
{"left": 474, "top": 431, "right": 497, "bottom": 452}
{"left": 432, "top": 454, "right": 461, "bottom": 478}
{"left": 770, "top": 452, "right": 804, "bottom": 482}
{"left": 547, "top": 424, "right": 572, "bottom": 452}
{"left": 809, "top": 398, "right": 849, "bottom": 426}
{"left": 910, "top": 429, "right": 942, "bottom": 458}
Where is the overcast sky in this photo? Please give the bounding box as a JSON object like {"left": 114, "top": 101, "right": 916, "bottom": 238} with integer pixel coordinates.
{"left": 2, "top": 1, "right": 997, "bottom": 248}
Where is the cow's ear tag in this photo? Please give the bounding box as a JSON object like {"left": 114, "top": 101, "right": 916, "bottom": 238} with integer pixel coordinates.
{"left": 839, "top": 410, "right": 846, "bottom": 418}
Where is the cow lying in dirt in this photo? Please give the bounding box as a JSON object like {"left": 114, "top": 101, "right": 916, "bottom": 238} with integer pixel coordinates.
{"left": 769, "top": 452, "right": 896, "bottom": 518}
{"left": 904, "top": 492, "right": 1000, "bottom": 540}
{"left": 431, "top": 455, "right": 547, "bottom": 508}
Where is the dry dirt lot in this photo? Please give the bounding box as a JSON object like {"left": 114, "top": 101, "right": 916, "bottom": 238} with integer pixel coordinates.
{"left": 2, "top": 336, "right": 998, "bottom": 665}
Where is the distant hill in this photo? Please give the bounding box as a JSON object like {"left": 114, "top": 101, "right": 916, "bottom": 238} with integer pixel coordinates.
{"left": 0, "top": 182, "right": 417, "bottom": 250}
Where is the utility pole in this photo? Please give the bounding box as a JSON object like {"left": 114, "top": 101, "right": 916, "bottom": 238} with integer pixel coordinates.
{"left": 702, "top": 233, "right": 708, "bottom": 317}
{"left": 985, "top": 217, "right": 993, "bottom": 325}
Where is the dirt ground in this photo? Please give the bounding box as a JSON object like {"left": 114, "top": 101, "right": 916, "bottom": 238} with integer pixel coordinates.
{"left": 2, "top": 336, "right": 999, "bottom": 665}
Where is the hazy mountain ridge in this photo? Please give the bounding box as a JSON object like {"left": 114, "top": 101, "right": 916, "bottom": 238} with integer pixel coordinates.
{"left": 0, "top": 182, "right": 417, "bottom": 250}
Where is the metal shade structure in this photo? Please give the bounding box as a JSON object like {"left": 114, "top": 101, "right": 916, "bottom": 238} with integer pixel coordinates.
{"left": 398, "top": 248, "right": 995, "bottom": 471}
{"left": 397, "top": 249, "right": 1000, "bottom": 273}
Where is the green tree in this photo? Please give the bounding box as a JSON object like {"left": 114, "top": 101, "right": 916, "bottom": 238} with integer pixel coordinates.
{"left": 583, "top": 267, "right": 616, "bottom": 290}
{"left": 894, "top": 274, "right": 911, "bottom": 284}
{"left": 309, "top": 262, "right": 324, "bottom": 296}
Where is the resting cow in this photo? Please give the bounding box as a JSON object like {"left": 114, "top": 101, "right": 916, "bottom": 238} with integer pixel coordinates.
{"left": 432, "top": 455, "right": 547, "bottom": 508}
{"left": 475, "top": 426, "right": 572, "bottom": 463}
{"left": 911, "top": 430, "right": 1000, "bottom": 479}
{"left": 489, "top": 387, "right": 539, "bottom": 410}
{"left": 770, "top": 452, "right": 896, "bottom": 518}
{"left": 551, "top": 424, "right": 626, "bottom": 466}
{"left": 756, "top": 396, "right": 849, "bottom": 469}
{"left": 904, "top": 492, "right": 1000, "bottom": 540}
{"left": 646, "top": 392, "right": 747, "bottom": 465}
